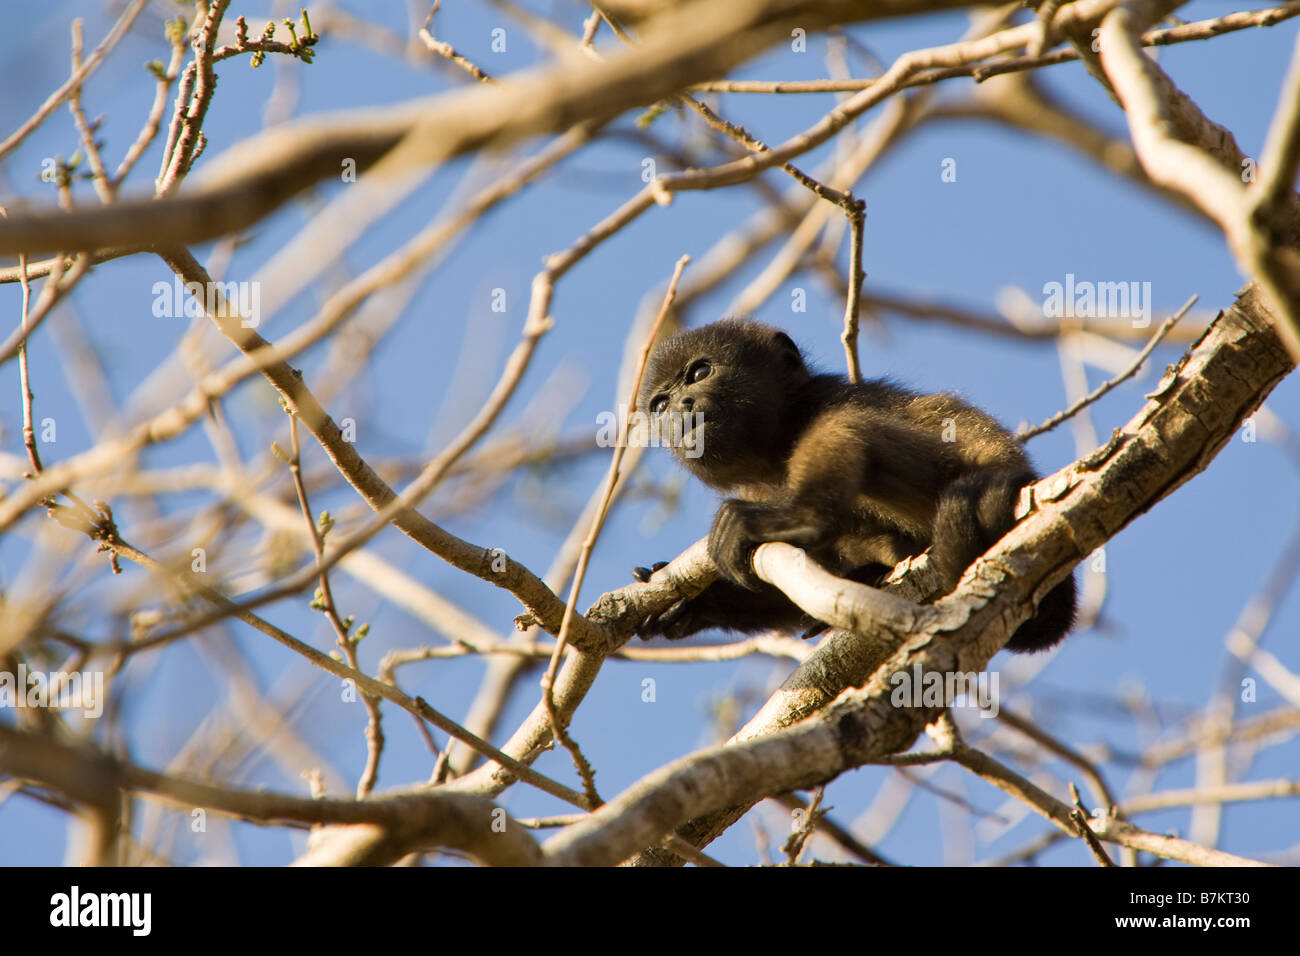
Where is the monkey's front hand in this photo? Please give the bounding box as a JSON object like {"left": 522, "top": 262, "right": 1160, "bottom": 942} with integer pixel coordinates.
{"left": 633, "top": 572, "right": 815, "bottom": 640}
{"left": 628, "top": 561, "right": 724, "bottom": 639}
{"left": 629, "top": 561, "right": 696, "bottom": 639}
{"left": 708, "top": 498, "right": 830, "bottom": 590}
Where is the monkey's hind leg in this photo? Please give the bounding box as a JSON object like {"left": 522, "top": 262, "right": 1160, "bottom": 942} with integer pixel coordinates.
{"left": 930, "top": 468, "right": 1077, "bottom": 653}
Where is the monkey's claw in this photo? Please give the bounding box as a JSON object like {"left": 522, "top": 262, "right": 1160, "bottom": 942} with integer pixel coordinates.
{"left": 636, "top": 596, "right": 693, "bottom": 640}
{"left": 631, "top": 561, "right": 669, "bottom": 583}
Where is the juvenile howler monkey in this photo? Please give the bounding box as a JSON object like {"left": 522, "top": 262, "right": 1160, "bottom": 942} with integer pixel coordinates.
{"left": 633, "top": 319, "right": 1076, "bottom": 653}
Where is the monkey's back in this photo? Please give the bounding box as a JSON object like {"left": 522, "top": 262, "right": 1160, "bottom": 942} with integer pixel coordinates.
{"left": 791, "top": 375, "right": 1036, "bottom": 571}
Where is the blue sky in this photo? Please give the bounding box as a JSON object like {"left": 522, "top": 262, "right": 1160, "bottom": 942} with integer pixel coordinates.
{"left": 1, "top": 1, "right": 1297, "bottom": 866}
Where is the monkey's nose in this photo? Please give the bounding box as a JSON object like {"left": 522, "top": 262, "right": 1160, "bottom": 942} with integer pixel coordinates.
{"left": 680, "top": 396, "right": 694, "bottom": 411}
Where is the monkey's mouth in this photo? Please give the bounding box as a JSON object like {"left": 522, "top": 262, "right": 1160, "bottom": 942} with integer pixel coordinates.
{"left": 676, "top": 416, "right": 705, "bottom": 457}
{"left": 653, "top": 410, "right": 704, "bottom": 445}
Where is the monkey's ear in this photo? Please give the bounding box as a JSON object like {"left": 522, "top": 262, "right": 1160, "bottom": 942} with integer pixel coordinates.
{"left": 773, "top": 330, "right": 803, "bottom": 369}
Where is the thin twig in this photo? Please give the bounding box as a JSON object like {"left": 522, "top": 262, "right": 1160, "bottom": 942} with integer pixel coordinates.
{"left": 781, "top": 786, "right": 825, "bottom": 864}
{"left": 66, "top": 20, "right": 114, "bottom": 204}
{"left": 284, "top": 414, "right": 385, "bottom": 799}
{"left": 159, "top": 0, "right": 233, "bottom": 194}
{"left": 840, "top": 201, "right": 867, "bottom": 382}
{"left": 115, "top": 21, "right": 187, "bottom": 187}
{"left": 0, "top": 254, "right": 91, "bottom": 368}
{"left": 16, "top": 254, "right": 44, "bottom": 479}
{"left": 419, "top": 1, "right": 493, "bottom": 82}
{"left": 1018, "top": 294, "right": 1195, "bottom": 441}
{"left": 0, "top": 0, "right": 149, "bottom": 162}
{"left": 1069, "top": 783, "right": 1117, "bottom": 866}
{"left": 996, "top": 708, "right": 1119, "bottom": 810}
{"left": 1248, "top": 17, "right": 1300, "bottom": 221}
{"left": 686, "top": 5, "right": 1300, "bottom": 93}
{"left": 542, "top": 255, "right": 691, "bottom": 807}
{"left": 100, "top": 528, "right": 590, "bottom": 811}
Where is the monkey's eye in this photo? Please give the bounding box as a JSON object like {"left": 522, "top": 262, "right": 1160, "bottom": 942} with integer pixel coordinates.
{"left": 687, "top": 360, "right": 711, "bottom": 384}
{"left": 650, "top": 395, "right": 669, "bottom": 416}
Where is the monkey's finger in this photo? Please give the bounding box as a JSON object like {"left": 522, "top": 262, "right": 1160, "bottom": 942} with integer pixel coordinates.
{"left": 635, "top": 597, "right": 685, "bottom": 639}
{"left": 657, "top": 597, "right": 688, "bottom": 627}
{"left": 799, "top": 622, "right": 830, "bottom": 640}
{"left": 632, "top": 561, "right": 670, "bottom": 583}
{"left": 635, "top": 601, "right": 689, "bottom": 639}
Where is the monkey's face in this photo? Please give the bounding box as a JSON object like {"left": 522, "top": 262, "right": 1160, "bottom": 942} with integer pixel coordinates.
{"left": 638, "top": 320, "right": 809, "bottom": 487}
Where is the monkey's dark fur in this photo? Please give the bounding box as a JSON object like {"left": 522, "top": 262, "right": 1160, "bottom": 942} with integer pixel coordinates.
{"left": 633, "top": 319, "right": 1076, "bottom": 653}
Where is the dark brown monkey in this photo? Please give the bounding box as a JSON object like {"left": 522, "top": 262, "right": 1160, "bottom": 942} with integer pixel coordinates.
{"left": 632, "top": 318, "right": 1076, "bottom": 653}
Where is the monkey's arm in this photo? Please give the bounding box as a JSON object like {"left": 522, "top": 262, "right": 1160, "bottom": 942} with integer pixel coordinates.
{"left": 633, "top": 575, "right": 813, "bottom": 640}
{"left": 632, "top": 561, "right": 891, "bottom": 641}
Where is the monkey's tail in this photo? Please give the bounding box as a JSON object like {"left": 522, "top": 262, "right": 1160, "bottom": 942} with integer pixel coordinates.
{"left": 1004, "top": 573, "right": 1077, "bottom": 653}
